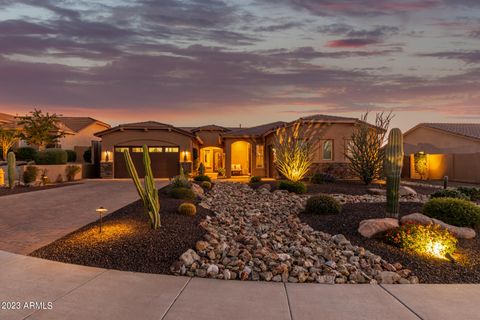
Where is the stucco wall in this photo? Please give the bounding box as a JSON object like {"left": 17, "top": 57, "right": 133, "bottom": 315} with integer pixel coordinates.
{"left": 59, "top": 123, "right": 108, "bottom": 150}
{"left": 404, "top": 127, "right": 480, "bottom": 154}
{"left": 195, "top": 130, "right": 222, "bottom": 148}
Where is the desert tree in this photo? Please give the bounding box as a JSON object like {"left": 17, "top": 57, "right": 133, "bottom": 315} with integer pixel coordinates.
{"left": 0, "top": 127, "right": 20, "bottom": 161}
{"left": 345, "top": 111, "right": 393, "bottom": 185}
{"left": 18, "top": 109, "right": 65, "bottom": 150}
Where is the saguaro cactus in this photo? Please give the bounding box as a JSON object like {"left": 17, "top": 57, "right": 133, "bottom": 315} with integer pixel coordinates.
{"left": 124, "top": 145, "right": 160, "bottom": 229}
{"left": 384, "top": 128, "right": 404, "bottom": 218}
{"left": 7, "top": 151, "right": 15, "bottom": 189}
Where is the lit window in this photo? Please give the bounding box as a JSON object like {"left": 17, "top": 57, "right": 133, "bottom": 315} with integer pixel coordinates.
{"left": 115, "top": 147, "right": 129, "bottom": 152}
{"left": 322, "top": 140, "right": 333, "bottom": 160}
{"left": 164, "top": 147, "right": 179, "bottom": 153}
{"left": 132, "top": 147, "right": 143, "bottom": 153}
{"left": 149, "top": 147, "right": 162, "bottom": 153}
{"left": 256, "top": 145, "right": 264, "bottom": 168}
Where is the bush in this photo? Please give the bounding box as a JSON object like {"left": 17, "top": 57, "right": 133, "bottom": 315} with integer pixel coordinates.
{"left": 171, "top": 174, "right": 191, "bottom": 189}
{"left": 22, "top": 166, "right": 39, "bottom": 185}
{"left": 311, "top": 172, "right": 336, "bottom": 184}
{"left": 423, "top": 198, "right": 480, "bottom": 228}
{"left": 35, "top": 148, "right": 67, "bottom": 165}
{"left": 250, "top": 176, "right": 262, "bottom": 183}
{"left": 305, "top": 194, "right": 342, "bottom": 214}
{"left": 65, "top": 165, "right": 81, "bottom": 182}
{"left": 430, "top": 189, "right": 469, "bottom": 200}
{"left": 65, "top": 150, "right": 77, "bottom": 162}
{"left": 83, "top": 148, "right": 92, "bottom": 163}
{"left": 278, "top": 180, "right": 307, "bottom": 194}
{"left": 178, "top": 202, "right": 197, "bottom": 216}
{"left": 201, "top": 181, "right": 212, "bottom": 189}
{"left": 170, "top": 187, "right": 195, "bottom": 200}
{"left": 385, "top": 223, "right": 457, "bottom": 259}
{"left": 194, "top": 175, "right": 211, "bottom": 182}
{"left": 457, "top": 187, "right": 480, "bottom": 201}
{"left": 15, "top": 147, "right": 37, "bottom": 161}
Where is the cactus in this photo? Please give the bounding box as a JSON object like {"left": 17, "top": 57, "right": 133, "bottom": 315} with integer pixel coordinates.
{"left": 124, "top": 145, "right": 160, "bottom": 229}
{"left": 384, "top": 128, "right": 404, "bottom": 218}
{"left": 201, "top": 181, "right": 212, "bottom": 190}
{"left": 198, "top": 162, "right": 205, "bottom": 175}
{"left": 7, "top": 151, "right": 15, "bottom": 189}
{"left": 178, "top": 202, "right": 197, "bottom": 216}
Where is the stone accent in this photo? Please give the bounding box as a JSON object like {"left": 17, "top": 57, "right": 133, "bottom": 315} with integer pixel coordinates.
{"left": 100, "top": 162, "right": 113, "bottom": 179}
{"left": 358, "top": 218, "right": 399, "bottom": 238}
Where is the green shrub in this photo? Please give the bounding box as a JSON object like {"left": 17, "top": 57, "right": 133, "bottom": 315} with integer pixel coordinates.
{"left": 65, "top": 165, "right": 81, "bottom": 182}
{"left": 35, "top": 149, "right": 67, "bottom": 164}
{"left": 178, "top": 202, "right": 197, "bottom": 216}
{"left": 194, "top": 175, "right": 211, "bottom": 182}
{"left": 170, "top": 187, "right": 195, "bottom": 200}
{"left": 22, "top": 166, "right": 39, "bottom": 185}
{"left": 305, "top": 194, "right": 342, "bottom": 214}
{"left": 385, "top": 223, "right": 457, "bottom": 259}
{"left": 15, "top": 147, "right": 37, "bottom": 161}
{"left": 171, "top": 174, "right": 191, "bottom": 189}
{"left": 311, "top": 172, "right": 336, "bottom": 184}
{"left": 278, "top": 180, "right": 307, "bottom": 194}
{"left": 201, "top": 181, "right": 212, "bottom": 189}
{"left": 457, "top": 187, "right": 480, "bottom": 201}
{"left": 65, "top": 150, "right": 77, "bottom": 162}
{"left": 430, "top": 189, "right": 469, "bottom": 200}
{"left": 423, "top": 198, "right": 480, "bottom": 228}
{"left": 83, "top": 148, "right": 92, "bottom": 163}
{"left": 250, "top": 176, "right": 262, "bottom": 183}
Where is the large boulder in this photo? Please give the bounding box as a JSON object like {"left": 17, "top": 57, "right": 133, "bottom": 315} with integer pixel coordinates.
{"left": 358, "top": 218, "right": 399, "bottom": 238}
{"left": 399, "top": 186, "right": 417, "bottom": 197}
{"left": 368, "top": 188, "right": 386, "bottom": 196}
{"left": 400, "top": 213, "right": 476, "bottom": 239}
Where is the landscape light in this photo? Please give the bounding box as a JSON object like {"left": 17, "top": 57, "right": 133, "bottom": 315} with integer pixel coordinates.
{"left": 95, "top": 206, "right": 108, "bottom": 233}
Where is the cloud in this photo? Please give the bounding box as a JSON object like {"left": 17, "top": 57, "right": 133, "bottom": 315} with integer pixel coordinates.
{"left": 326, "top": 38, "right": 381, "bottom": 48}
{"left": 416, "top": 50, "right": 480, "bottom": 64}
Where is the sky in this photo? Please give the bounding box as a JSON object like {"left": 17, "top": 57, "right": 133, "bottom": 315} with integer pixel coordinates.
{"left": 0, "top": 0, "right": 479, "bottom": 131}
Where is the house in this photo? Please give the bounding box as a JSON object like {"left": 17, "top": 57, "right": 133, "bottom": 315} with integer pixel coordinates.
{"left": 94, "top": 114, "right": 369, "bottom": 179}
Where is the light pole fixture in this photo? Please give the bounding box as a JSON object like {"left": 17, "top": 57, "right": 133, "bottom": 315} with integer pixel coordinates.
{"left": 96, "top": 206, "right": 108, "bottom": 233}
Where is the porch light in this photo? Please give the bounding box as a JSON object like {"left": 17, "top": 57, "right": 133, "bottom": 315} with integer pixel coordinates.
{"left": 96, "top": 206, "right": 108, "bottom": 233}
{"left": 182, "top": 150, "right": 189, "bottom": 162}
{"left": 105, "top": 151, "right": 112, "bottom": 162}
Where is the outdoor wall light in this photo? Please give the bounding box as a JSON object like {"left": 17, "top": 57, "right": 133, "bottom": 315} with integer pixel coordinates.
{"left": 96, "top": 206, "right": 108, "bottom": 233}
{"left": 182, "top": 150, "right": 189, "bottom": 162}
{"left": 105, "top": 151, "right": 112, "bottom": 162}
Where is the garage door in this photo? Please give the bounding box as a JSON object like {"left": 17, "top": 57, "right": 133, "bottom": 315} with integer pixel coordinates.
{"left": 114, "top": 146, "right": 180, "bottom": 178}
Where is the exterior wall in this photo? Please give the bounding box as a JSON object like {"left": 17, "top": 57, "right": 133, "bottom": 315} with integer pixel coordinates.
{"left": 251, "top": 138, "right": 266, "bottom": 177}
{"left": 404, "top": 127, "right": 480, "bottom": 154}
{"left": 195, "top": 130, "right": 223, "bottom": 147}
{"left": 59, "top": 123, "right": 108, "bottom": 150}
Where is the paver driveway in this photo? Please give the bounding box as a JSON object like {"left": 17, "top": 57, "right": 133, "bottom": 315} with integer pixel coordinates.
{"left": 0, "top": 179, "right": 168, "bottom": 254}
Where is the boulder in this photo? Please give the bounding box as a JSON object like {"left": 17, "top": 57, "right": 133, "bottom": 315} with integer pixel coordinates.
{"left": 368, "top": 188, "right": 386, "bottom": 196}
{"left": 358, "top": 218, "right": 399, "bottom": 238}
{"left": 400, "top": 186, "right": 417, "bottom": 197}
{"left": 258, "top": 183, "right": 272, "bottom": 192}
{"left": 180, "top": 249, "right": 201, "bottom": 266}
{"left": 191, "top": 183, "right": 204, "bottom": 198}
{"left": 400, "top": 213, "right": 476, "bottom": 239}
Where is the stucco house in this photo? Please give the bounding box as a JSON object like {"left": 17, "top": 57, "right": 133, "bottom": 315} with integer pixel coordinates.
{"left": 94, "top": 114, "right": 368, "bottom": 179}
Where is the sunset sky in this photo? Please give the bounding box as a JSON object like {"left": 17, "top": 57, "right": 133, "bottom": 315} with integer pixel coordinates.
{"left": 0, "top": 0, "right": 479, "bottom": 131}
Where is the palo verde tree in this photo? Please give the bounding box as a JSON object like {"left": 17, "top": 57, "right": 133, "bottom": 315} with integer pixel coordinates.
{"left": 345, "top": 111, "right": 393, "bottom": 185}
{"left": 18, "top": 109, "right": 65, "bottom": 150}
{"left": 0, "top": 127, "right": 20, "bottom": 161}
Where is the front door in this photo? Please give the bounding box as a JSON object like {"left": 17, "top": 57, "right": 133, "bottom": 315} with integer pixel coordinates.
{"left": 213, "top": 150, "right": 223, "bottom": 172}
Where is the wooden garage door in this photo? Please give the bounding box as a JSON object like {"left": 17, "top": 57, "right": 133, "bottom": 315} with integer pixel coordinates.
{"left": 114, "top": 146, "right": 180, "bottom": 178}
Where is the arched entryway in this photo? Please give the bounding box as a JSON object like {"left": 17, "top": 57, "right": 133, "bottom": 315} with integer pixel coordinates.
{"left": 231, "top": 141, "right": 251, "bottom": 176}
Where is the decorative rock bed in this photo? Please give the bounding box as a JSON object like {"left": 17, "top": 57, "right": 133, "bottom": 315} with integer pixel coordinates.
{"left": 171, "top": 182, "right": 418, "bottom": 284}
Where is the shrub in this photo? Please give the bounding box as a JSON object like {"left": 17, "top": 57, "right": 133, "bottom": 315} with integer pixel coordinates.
{"left": 201, "top": 181, "right": 212, "bottom": 189}
{"left": 35, "top": 148, "right": 67, "bottom": 164}
{"left": 217, "top": 167, "right": 225, "bottom": 177}
{"left": 15, "top": 147, "right": 37, "bottom": 161}
{"left": 65, "top": 165, "right": 81, "bottom": 182}
{"left": 311, "top": 172, "right": 336, "bottom": 184}
{"left": 278, "top": 180, "right": 307, "bottom": 194}
{"left": 250, "top": 176, "right": 262, "bottom": 183}
{"left": 194, "top": 175, "right": 211, "bottom": 182}
{"left": 83, "top": 148, "right": 92, "bottom": 163}
{"left": 385, "top": 223, "right": 457, "bottom": 259}
{"left": 423, "top": 198, "right": 480, "bottom": 228}
{"left": 171, "top": 174, "right": 191, "bottom": 189}
{"left": 55, "top": 174, "right": 64, "bottom": 183}
{"left": 198, "top": 162, "right": 206, "bottom": 175}
{"left": 305, "top": 195, "right": 342, "bottom": 214}
{"left": 22, "top": 166, "right": 39, "bottom": 185}
{"left": 65, "top": 150, "right": 77, "bottom": 162}
{"left": 178, "top": 202, "right": 197, "bottom": 216}
{"left": 430, "top": 189, "right": 469, "bottom": 200}
{"left": 457, "top": 187, "right": 480, "bottom": 201}
{"left": 170, "top": 187, "right": 195, "bottom": 200}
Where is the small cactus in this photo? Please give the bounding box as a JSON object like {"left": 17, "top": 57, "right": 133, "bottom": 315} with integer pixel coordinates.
{"left": 384, "top": 128, "right": 404, "bottom": 218}
{"left": 7, "top": 151, "right": 15, "bottom": 189}
{"left": 201, "top": 181, "right": 212, "bottom": 189}
{"left": 178, "top": 202, "right": 197, "bottom": 216}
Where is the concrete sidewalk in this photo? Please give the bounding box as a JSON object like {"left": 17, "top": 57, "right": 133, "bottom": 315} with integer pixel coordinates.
{"left": 1, "top": 251, "right": 478, "bottom": 320}
{"left": 0, "top": 180, "right": 168, "bottom": 254}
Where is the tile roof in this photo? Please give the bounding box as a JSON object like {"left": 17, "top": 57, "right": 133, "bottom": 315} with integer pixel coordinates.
{"left": 298, "top": 114, "right": 358, "bottom": 122}
{"left": 419, "top": 123, "right": 480, "bottom": 140}
{"left": 94, "top": 121, "right": 194, "bottom": 137}
{"left": 222, "top": 121, "right": 286, "bottom": 137}
{"left": 58, "top": 117, "right": 110, "bottom": 132}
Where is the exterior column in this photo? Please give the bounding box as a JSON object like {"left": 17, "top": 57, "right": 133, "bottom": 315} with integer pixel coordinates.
{"left": 225, "top": 140, "right": 232, "bottom": 178}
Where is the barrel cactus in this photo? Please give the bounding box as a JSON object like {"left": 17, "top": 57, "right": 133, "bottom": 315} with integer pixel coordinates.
{"left": 178, "top": 202, "right": 197, "bottom": 216}
{"left": 7, "top": 151, "right": 15, "bottom": 189}
{"left": 124, "top": 145, "right": 160, "bottom": 229}
{"left": 384, "top": 128, "right": 404, "bottom": 218}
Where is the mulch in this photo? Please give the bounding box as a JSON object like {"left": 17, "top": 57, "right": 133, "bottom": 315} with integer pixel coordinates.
{"left": 0, "top": 183, "right": 80, "bottom": 197}
{"left": 29, "top": 188, "right": 209, "bottom": 274}
{"left": 299, "top": 200, "right": 480, "bottom": 284}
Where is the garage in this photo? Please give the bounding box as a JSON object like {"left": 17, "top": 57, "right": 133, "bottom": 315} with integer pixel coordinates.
{"left": 114, "top": 146, "right": 180, "bottom": 178}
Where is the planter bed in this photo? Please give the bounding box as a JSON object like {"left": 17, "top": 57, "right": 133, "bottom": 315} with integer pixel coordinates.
{"left": 30, "top": 188, "right": 209, "bottom": 274}
{"left": 299, "top": 201, "right": 480, "bottom": 284}
{"left": 0, "top": 182, "right": 80, "bottom": 197}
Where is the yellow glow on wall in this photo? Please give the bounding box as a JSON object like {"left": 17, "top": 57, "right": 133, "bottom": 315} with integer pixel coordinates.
{"left": 231, "top": 141, "right": 250, "bottom": 175}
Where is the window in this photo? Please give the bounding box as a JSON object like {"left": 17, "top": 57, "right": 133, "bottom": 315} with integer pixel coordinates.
{"left": 322, "top": 140, "right": 333, "bottom": 160}
{"left": 149, "top": 147, "right": 162, "bottom": 153}
{"left": 131, "top": 147, "right": 143, "bottom": 153}
{"left": 115, "top": 147, "right": 129, "bottom": 152}
{"left": 164, "top": 147, "right": 179, "bottom": 153}
{"left": 256, "top": 145, "right": 264, "bottom": 168}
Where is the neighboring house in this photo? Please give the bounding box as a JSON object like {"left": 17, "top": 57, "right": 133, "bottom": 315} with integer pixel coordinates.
{"left": 94, "top": 114, "right": 370, "bottom": 179}
{"left": 404, "top": 123, "right": 480, "bottom": 154}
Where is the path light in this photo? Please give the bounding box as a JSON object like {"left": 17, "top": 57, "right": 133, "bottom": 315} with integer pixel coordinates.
{"left": 96, "top": 206, "right": 108, "bottom": 233}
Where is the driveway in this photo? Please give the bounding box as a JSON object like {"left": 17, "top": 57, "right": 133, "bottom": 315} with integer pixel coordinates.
{"left": 0, "top": 179, "right": 168, "bottom": 254}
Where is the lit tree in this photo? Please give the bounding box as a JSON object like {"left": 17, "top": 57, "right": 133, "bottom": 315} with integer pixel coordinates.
{"left": 414, "top": 152, "right": 428, "bottom": 180}
{"left": 18, "top": 109, "right": 65, "bottom": 150}
{"left": 0, "top": 127, "right": 20, "bottom": 160}
{"left": 345, "top": 112, "right": 393, "bottom": 185}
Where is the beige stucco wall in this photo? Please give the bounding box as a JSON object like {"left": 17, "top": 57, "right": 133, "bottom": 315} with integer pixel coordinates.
{"left": 20, "top": 164, "right": 83, "bottom": 182}
{"left": 404, "top": 127, "right": 480, "bottom": 154}
{"left": 195, "top": 130, "right": 222, "bottom": 148}
{"left": 59, "top": 123, "right": 109, "bottom": 150}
